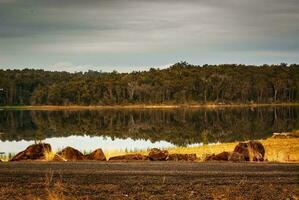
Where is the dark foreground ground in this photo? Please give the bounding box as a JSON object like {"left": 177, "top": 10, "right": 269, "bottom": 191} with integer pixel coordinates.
{"left": 0, "top": 162, "right": 298, "bottom": 200}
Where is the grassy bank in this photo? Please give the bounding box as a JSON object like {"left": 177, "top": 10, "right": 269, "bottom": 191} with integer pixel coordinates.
{"left": 164, "top": 137, "right": 299, "bottom": 163}
{"left": 1, "top": 138, "right": 298, "bottom": 163}
{"left": 101, "top": 135, "right": 299, "bottom": 163}
{"left": 1, "top": 102, "right": 299, "bottom": 110}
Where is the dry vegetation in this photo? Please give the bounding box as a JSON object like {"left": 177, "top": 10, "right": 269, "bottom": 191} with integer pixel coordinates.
{"left": 98, "top": 138, "right": 299, "bottom": 163}
{"left": 2, "top": 132, "right": 299, "bottom": 163}
{"left": 2, "top": 138, "right": 299, "bottom": 163}
{"left": 165, "top": 137, "right": 299, "bottom": 162}
{"left": 116, "top": 131, "right": 299, "bottom": 163}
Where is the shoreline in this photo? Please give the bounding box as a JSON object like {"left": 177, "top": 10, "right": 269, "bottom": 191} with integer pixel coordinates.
{"left": 1, "top": 137, "right": 298, "bottom": 163}
{"left": 1, "top": 102, "right": 298, "bottom": 110}
{"left": 166, "top": 137, "right": 299, "bottom": 163}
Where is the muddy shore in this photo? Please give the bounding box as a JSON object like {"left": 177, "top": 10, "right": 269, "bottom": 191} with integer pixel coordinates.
{"left": 0, "top": 162, "right": 298, "bottom": 200}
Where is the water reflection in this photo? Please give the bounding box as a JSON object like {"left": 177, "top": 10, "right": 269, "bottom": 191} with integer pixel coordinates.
{"left": 0, "top": 106, "right": 298, "bottom": 153}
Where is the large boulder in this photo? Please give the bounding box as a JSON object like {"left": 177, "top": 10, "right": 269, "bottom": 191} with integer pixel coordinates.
{"left": 233, "top": 141, "right": 265, "bottom": 161}
{"left": 10, "top": 143, "right": 51, "bottom": 161}
{"left": 204, "top": 151, "right": 230, "bottom": 161}
{"left": 85, "top": 149, "right": 106, "bottom": 161}
{"left": 148, "top": 148, "right": 169, "bottom": 161}
{"left": 109, "top": 154, "right": 148, "bottom": 161}
{"left": 168, "top": 154, "right": 197, "bottom": 161}
{"left": 57, "top": 147, "right": 85, "bottom": 161}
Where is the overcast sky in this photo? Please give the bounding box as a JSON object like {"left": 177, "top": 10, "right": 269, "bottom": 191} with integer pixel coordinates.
{"left": 0, "top": 0, "right": 298, "bottom": 72}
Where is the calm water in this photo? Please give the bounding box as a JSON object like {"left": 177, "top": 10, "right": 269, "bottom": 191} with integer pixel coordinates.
{"left": 0, "top": 106, "right": 298, "bottom": 154}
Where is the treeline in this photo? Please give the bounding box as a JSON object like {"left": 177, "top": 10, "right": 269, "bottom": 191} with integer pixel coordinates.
{"left": 0, "top": 62, "right": 298, "bottom": 105}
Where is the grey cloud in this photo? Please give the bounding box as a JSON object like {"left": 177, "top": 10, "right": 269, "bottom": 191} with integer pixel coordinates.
{"left": 0, "top": 0, "right": 298, "bottom": 70}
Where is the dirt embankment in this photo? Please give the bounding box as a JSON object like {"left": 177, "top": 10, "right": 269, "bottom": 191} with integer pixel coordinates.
{"left": 0, "top": 162, "right": 298, "bottom": 200}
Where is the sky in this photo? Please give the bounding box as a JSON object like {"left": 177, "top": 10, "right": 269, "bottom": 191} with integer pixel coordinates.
{"left": 0, "top": 0, "right": 298, "bottom": 72}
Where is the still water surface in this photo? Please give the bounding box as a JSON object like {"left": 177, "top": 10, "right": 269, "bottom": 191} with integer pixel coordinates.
{"left": 0, "top": 106, "right": 298, "bottom": 154}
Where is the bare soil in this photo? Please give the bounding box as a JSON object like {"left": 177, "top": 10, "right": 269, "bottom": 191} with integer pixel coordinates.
{"left": 0, "top": 161, "right": 298, "bottom": 200}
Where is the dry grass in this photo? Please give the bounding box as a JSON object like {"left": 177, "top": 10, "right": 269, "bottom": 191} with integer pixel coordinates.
{"left": 262, "top": 138, "right": 299, "bottom": 162}
{"left": 44, "top": 151, "right": 57, "bottom": 161}
{"left": 165, "top": 138, "right": 299, "bottom": 162}
{"left": 104, "top": 149, "right": 147, "bottom": 160}
{"left": 0, "top": 153, "right": 15, "bottom": 162}
{"left": 43, "top": 170, "right": 72, "bottom": 200}
{"left": 167, "top": 142, "right": 238, "bottom": 160}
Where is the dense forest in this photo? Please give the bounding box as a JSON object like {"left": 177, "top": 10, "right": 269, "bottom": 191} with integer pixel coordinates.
{"left": 0, "top": 62, "right": 298, "bottom": 105}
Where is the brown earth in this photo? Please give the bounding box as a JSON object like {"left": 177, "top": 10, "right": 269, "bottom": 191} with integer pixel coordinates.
{"left": 0, "top": 162, "right": 298, "bottom": 200}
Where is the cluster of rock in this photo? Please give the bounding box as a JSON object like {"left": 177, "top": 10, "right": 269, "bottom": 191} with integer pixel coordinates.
{"left": 204, "top": 141, "right": 265, "bottom": 162}
{"left": 8, "top": 141, "right": 265, "bottom": 162}
{"left": 9, "top": 145, "right": 197, "bottom": 162}
{"left": 10, "top": 144, "right": 106, "bottom": 162}
{"left": 109, "top": 148, "right": 197, "bottom": 161}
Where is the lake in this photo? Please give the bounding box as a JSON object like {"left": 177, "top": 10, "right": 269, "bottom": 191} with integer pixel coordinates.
{"left": 0, "top": 106, "right": 298, "bottom": 155}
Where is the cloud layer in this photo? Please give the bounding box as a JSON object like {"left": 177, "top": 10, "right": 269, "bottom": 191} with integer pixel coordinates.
{"left": 0, "top": 0, "right": 298, "bottom": 72}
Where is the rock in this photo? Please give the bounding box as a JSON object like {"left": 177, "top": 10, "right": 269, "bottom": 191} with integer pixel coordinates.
{"left": 167, "top": 154, "right": 197, "bottom": 161}
{"left": 204, "top": 154, "right": 215, "bottom": 161}
{"left": 204, "top": 151, "right": 230, "bottom": 161}
{"left": 228, "top": 152, "right": 245, "bottom": 162}
{"left": 85, "top": 149, "right": 106, "bottom": 161}
{"left": 52, "top": 154, "right": 66, "bottom": 161}
{"left": 233, "top": 141, "right": 265, "bottom": 161}
{"left": 272, "top": 132, "right": 290, "bottom": 139}
{"left": 247, "top": 141, "right": 265, "bottom": 161}
{"left": 10, "top": 143, "right": 51, "bottom": 161}
{"left": 233, "top": 142, "right": 249, "bottom": 160}
{"left": 272, "top": 132, "right": 299, "bottom": 139}
{"left": 57, "top": 147, "right": 85, "bottom": 161}
{"left": 108, "top": 154, "right": 148, "bottom": 161}
{"left": 148, "top": 148, "right": 169, "bottom": 161}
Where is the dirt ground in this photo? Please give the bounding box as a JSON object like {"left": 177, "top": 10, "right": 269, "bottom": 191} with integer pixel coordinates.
{"left": 0, "top": 161, "right": 298, "bottom": 200}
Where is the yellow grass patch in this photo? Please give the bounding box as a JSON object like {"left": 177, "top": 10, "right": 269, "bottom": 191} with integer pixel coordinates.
{"left": 44, "top": 151, "right": 56, "bottom": 161}
{"left": 104, "top": 149, "right": 147, "bottom": 160}
{"left": 104, "top": 149, "right": 127, "bottom": 160}
{"left": 44, "top": 151, "right": 67, "bottom": 162}
{"left": 262, "top": 138, "right": 299, "bottom": 162}
{"left": 166, "top": 138, "right": 299, "bottom": 162}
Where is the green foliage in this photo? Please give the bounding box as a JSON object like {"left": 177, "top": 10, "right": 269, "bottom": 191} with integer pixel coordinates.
{"left": 0, "top": 63, "right": 298, "bottom": 105}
